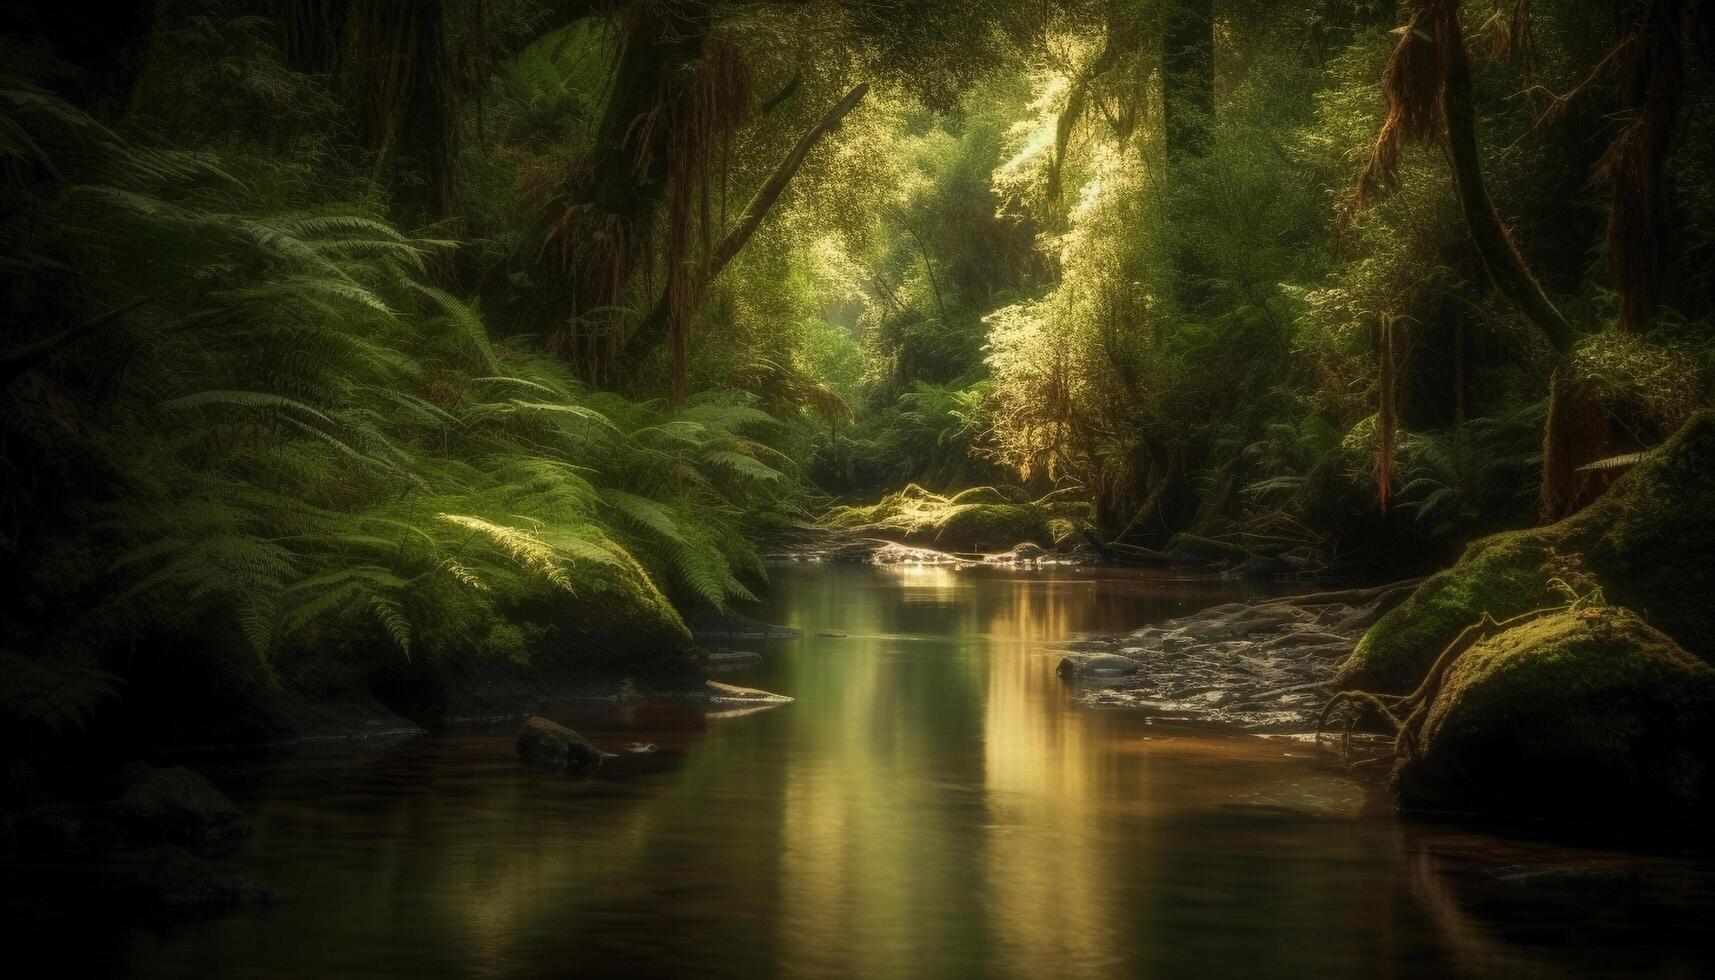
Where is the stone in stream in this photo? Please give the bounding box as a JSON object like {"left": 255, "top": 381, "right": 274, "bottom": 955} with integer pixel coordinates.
{"left": 517, "top": 717, "right": 611, "bottom": 774}
{"left": 989, "top": 542, "right": 1048, "bottom": 564}
{"left": 703, "top": 680, "right": 793, "bottom": 705}
{"left": 701, "top": 680, "right": 795, "bottom": 720}
{"left": 1057, "top": 653, "right": 1141, "bottom": 679}
{"left": 1056, "top": 591, "right": 1387, "bottom": 731}
{"left": 110, "top": 764, "right": 250, "bottom": 843}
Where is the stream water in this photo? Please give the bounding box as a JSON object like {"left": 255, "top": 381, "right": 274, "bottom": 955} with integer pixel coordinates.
{"left": 64, "top": 565, "right": 1715, "bottom": 976}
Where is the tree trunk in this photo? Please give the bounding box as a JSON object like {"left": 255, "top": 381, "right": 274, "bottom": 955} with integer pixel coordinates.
{"left": 1434, "top": 2, "right": 1575, "bottom": 353}
{"left": 276, "top": 0, "right": 352, "bottom": 75}
{"left": 548, "top": 7, "right": 707, "bottom": 378}
{"left": 1604, "top": 0, "right": 1684, "bottom": 332}
{"left": 1163, "top": 0, "right": 1214, "bottom": 162}
{"left": 403, "top": 0, "right": 456, "bottom": 223}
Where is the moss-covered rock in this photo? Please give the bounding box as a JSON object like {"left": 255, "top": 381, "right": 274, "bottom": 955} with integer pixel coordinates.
{"left": 1392, "top": 607, "right": 1715, "bottom": 820}
{"left": 1339, "top": 411, "right": 1715, "bottom": 693}
{"left": 1338, "top": 536, "right": 1565, "bottom": 693}
{"left": 823, "top": 484, "right": 1090, "bottom": 553}
{"left": 930, "top": 503, "right": 1056, "bottom": 551}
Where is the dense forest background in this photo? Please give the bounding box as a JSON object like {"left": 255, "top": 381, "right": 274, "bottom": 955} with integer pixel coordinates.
{"left": 3, "top": 0, "right": 1712, "bottom": 741}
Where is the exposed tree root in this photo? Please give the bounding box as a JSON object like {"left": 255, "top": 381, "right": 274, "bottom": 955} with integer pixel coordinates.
{"left": 1317, "top": 605, "right": 1563, "bottom": 773}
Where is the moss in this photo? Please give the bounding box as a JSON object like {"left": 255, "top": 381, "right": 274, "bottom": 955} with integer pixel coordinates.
{"left": 1394, "top": 607, "right": 1715, "bottom": 819}
{"left": 823, "top": 484, "right": 1091, "bottom": 553}
{"left": 1339, "top": 411, "right": 1715, "bottom": 693}
{"left": 1339, "top": 535, "right": 1564, "bottom": 693}
{"left": 930, "top": 503, "right": 1056, "bottom": 551}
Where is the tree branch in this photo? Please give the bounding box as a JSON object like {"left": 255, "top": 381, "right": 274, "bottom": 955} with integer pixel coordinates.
{"left": 623, "top": 82, "right": 870, "bottom": 368}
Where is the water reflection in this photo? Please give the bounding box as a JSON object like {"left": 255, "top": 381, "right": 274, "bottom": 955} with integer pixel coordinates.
{"left": 981, "top": 578, "right": 1128, "bottom": 975}
{"left": 33, "top": 564, "right": 1714, "bottom": 977}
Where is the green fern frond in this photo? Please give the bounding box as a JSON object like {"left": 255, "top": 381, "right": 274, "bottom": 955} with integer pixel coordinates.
{"left": 371, "top": 596, "right": 413, "bottom": 659}
{"left": 701, "top": 449, "right": 785, "bottom": 483}
{"left": 601, "top": 490, "right": 686, "bottom": 543}
{"left": 438, "top": 514, "right": 574, "bottom": 591}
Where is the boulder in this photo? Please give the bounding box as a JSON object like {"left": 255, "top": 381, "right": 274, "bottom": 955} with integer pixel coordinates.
{"left": 111, "top": 765, "right": 249, "bottom": 843}
{"left": 823, "top": 487, "right": 1093, "bottom": 554}
{"left": 1392, "top": 607, "right": 1715, "bottom": 820}
{"left": 1340, "top": 412, "right": 1715, "bottom": 694}
{"left": 517, "top": 717, "right": 609, "bottom": 774}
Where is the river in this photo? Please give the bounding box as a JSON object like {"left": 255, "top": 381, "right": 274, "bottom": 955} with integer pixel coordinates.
{"left": 79, "top": 564, "right": 1715, "bottom": 976}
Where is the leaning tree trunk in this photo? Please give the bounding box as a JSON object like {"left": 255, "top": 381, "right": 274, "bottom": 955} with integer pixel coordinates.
{"left": 1435, "top": 5, "right": 1575, "bottom": 353}
{"left": 1364, "top": 0, "right": 1589, "bottom": 519}
{"left": 1367, "top": 0, "right": 1574, "bottom": 355}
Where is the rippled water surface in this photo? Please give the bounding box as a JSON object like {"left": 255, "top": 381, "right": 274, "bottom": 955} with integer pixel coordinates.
{"left": 80, "top": 565, "right": 1715, "bottom": 976}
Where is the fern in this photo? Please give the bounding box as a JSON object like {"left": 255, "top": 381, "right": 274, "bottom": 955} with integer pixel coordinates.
{"left": 371, "top": 596, "right": 413, "bottom": 659}
{"left": 602, "top": 490, "right": 687, "bottom": 543}
{"left": 0, "top": 73, "right": 804, "bottom": 739}
{"left": 0, "top": 651, "right": 120, "bottom": 735}
{"left": 701, "top": 448, "right": 785, "bottom": 483}
{"left": 438, "top": 514, "right": 577, "bottom": 591}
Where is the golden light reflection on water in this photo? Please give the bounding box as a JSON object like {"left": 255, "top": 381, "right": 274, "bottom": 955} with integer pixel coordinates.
{"left": 774, "top": 570, "right": 1150, "bottom": 974}
{"left": 776, "top": 564, "right": 978, "bottom": 976}
{"left": 981, "top": 578, "right": 1133, "bottom": 975}
{"left": 879, "top": 561, "right": 964, "bottom": 595}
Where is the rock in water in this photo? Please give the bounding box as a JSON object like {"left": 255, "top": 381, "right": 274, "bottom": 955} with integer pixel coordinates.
{"left": 1057, "top": 653, "right": 1141, "bottom": 679}
{"left": 121, "top": 845, "right": 275, "bottom": 914}
{"left": 1393, "top": 607, "right": 1715, "bottom": 821}
{"left": 517, "top": 717, "right": 609, "bottom": 774}
{"left": 112, "top": 765, "right": 249, "bottom": 843}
